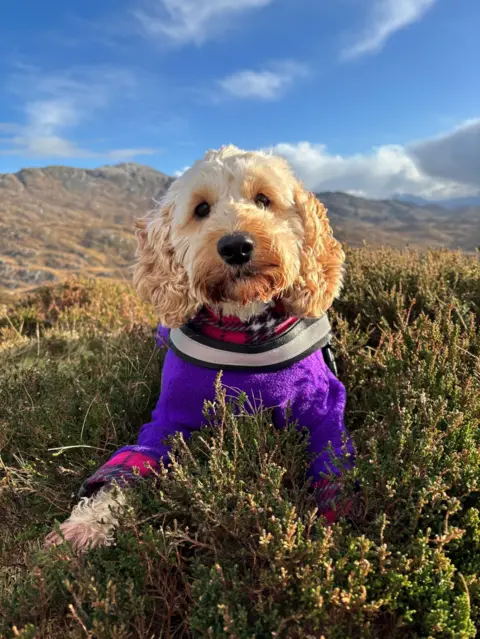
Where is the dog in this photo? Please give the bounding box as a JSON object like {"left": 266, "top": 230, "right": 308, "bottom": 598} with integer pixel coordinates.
{"left": 45, "top": 145, "right": 353, "bottom": 553}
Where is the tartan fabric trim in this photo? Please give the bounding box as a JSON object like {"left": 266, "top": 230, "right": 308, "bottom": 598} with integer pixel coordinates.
{"left": 78, "top": 451, "right": 158, "bottom": 498}
{"left": 189, "top": 302, "right": 298, "bottom": 346}
{"left": 313, "top": 478, "right": 351, "bottom": 524}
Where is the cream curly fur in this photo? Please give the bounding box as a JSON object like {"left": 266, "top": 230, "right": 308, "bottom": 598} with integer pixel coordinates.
{"left": 45, "top": 145, "right": 344, "bottom": 552}
{"left": 133, "top": 145, "right": 344, "bottom": 325}
{"left": 44, "top": 486, "right": 126, "bottom": 553}
{"left": 282, "top": 189, "right": 345, "bottom": 317}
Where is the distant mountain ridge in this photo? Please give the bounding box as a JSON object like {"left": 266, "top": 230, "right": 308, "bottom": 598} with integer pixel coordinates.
{"left": 0, "top": 162, "right": 478, "bottom": 295}
{"left": 394, "top": 193, "right": 480, "bottom": 209}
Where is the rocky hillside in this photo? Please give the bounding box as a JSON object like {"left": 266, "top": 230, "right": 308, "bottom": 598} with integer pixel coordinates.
{"left": 0, "top": 162, "right": 478, "bottom": 295}
{"left": 0, "top": 163, "right": 173, "bottom": 295}
{"left": 319, "top": 192, "right": 480, "bottom": 250}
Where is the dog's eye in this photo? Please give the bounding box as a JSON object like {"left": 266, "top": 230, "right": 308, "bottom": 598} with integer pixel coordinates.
{"left": 254, "top": 193, "right": 270, "bottom": 208}
{"left": 194, "top": 201, "right": 211, "bottom": 219}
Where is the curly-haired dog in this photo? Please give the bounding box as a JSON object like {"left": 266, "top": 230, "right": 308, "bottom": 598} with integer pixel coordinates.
{"left": 45, "top": 145, "right": 354, "bottom": 553}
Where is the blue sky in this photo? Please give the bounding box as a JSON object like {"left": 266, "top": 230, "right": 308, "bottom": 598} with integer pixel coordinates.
{"left": 0, "top": 0, "right": 479, "bottom": 199}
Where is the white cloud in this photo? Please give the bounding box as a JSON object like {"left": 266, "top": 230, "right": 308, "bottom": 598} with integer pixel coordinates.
{"left": 0, "top": 67, "right": 157, "bottom": 160}
{"left": 219, "top": 61, "right": 308, "bottom": 101}
{"left": 342, "top": 0, "right": 437, "bottom": 60}
{"left": 1, "top": 96, "right": 94, "bottom": 158}
{"left": 174, "top": 165, "right": 190, "bottom": 177}
{"left": 272, "top": 120, "right": 480, "bottom": 200}
{"left": 6, "top": 135, "right": 89, "bottom": 158}
{"left": 134, "top": 0, "right": 275, "bottom": 45}
{"left": 409, "top": 119, "right": 480, "bottom": 189}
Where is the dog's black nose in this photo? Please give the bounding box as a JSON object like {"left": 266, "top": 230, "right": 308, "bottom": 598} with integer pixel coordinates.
{"left": 217, "top": 233, "right": 255, "bottom": 266}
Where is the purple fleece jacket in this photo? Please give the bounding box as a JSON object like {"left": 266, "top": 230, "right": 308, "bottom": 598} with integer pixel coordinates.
{"left": 81, "top": 326, "right": 354, "bottom": 498}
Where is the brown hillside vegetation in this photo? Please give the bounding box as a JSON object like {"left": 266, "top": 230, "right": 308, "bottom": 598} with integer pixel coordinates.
{"left": 1, "top": 163, "right": 479, "bottom": 295}
{"left": 0, "top": 164, "right": 173, "bottom": 295}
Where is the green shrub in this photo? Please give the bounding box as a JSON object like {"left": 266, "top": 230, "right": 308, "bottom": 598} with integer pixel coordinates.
{"left": 1, "top": 249, "right": 479, "bottom": 637}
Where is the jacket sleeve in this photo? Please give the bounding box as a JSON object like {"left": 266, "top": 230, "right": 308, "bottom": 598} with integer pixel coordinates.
{"left": 286, "top": 356, "right": 355, "bottom": 522}
{"left": 78, "top": 325, "right": 174, "bottom": 498}
{"left": 307, "top": 370, "right": 353, "bottom": 479}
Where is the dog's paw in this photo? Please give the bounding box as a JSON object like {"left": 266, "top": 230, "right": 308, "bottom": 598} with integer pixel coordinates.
{"left": 44, "top": 520, "right": 114, "bottom": 553}
{"left": 44, "top": 486, "right": 125, "bottom": 553}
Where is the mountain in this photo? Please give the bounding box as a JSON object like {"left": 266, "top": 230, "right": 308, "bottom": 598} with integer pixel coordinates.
{"left": 0, "top": 163, "right": 174, "bottom": 295}
{"left": 395, "top": 194, "right": 480, "bottom": 209}
{"left": 319, "top": 191, "right": 480, "bottom": 250}
{"left": 0, "top": 163, "right": 479, "bottom": 295}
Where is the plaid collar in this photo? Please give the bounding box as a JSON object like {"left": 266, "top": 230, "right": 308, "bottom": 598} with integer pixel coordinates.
{"left": 188, "top": 301, "right": 298, "bottom": 346}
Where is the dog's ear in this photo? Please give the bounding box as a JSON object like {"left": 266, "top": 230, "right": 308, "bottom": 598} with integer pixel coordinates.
{"left": 133, "top": 207, "right": 200, "bottom": 328}
{"left": 135, "top": 217, "right": 149, "bottom": 251}
{"left": 282, "top": 187, "right": 345, "bottom": 318}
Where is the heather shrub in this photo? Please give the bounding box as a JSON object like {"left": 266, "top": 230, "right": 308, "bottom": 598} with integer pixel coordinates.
{"left": 1, "top": 248, "right": 479, "bottom": 638}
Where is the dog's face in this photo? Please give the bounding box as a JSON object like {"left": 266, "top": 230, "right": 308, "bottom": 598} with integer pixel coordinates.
{"left": 134, "top": 146, "right": 344, "bottom": 327}
{"left": 164, "top": 148, "right": 304, "bottom": 309}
